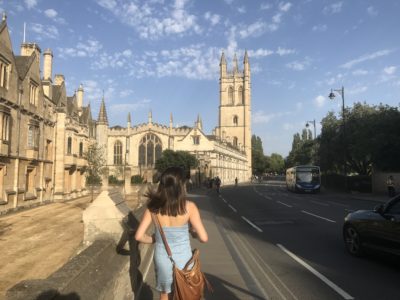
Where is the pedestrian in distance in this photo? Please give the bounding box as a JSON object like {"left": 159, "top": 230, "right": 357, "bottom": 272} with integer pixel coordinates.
{"left": 215, "top": 176, "right": 221, "bottom": 194}
{"left": 135, "top": 167, "right": 208, "bottom": 300}
{"left": 235, "top": 177, "right": 238, "bottom": 187}
{"left": 386, "top": 175, "right": 396, "bottom": 197}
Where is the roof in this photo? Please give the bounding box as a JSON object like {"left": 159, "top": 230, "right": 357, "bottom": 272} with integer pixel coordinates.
{"left": 14, "top": 55, "right": 35, "bottom": 80}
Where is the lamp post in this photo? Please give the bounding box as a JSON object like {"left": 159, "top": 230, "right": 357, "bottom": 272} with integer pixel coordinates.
{"left": 328, "top": 86, "right": 347, "bottom": 191}
{"left": 305, "top": 119, "right": 316, "bottom": 140}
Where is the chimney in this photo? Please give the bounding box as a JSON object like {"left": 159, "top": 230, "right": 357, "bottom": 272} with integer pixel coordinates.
{"left": 76, "top": 83, "right": 84, "bottom": 109}
{"left": 21, "top": 43, "right": 41, "bottom": 65}
{"left": 43, "top": 48, "right": 53, "bottom": 81}
{"left": 54, "top": 74, "right": 65, "bottom": 86}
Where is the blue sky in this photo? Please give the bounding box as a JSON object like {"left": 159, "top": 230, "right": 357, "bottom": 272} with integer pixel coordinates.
{"left": 1, "top": 0, "right": 399, "bottom": 157}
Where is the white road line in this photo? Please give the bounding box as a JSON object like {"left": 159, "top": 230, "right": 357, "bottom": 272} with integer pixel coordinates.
{"left": 241, "top": 216, "right": 263, "bottom": 232}
{"left": 228, "top": 204, "right": 237, "bottom": 213}
{"left": 301, "top": 210, "right": 336, "bottom": 223}
{"left": 263, "top": 195, "right": 272, "bottom": 200}
{"left": 277, "top": 244, "right": 354, "bottom": 300}
{"left": 222, "top": 198, "right": 227, "bottom": 203}
{"left": 309, "top": 200, "right": 329, "bottom": 207}
{"left": 277, "top": 201, "right": 292, "bottom": 208}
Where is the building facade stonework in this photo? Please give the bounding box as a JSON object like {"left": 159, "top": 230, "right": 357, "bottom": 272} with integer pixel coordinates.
{"left": 99, "top": 52, "right": 252, "bottom": 185}
{"left": 0, "top": 15, "right": 252, "bottom": 213}
{"left": 0, "top": 16, "right": 95, "bottom": 213}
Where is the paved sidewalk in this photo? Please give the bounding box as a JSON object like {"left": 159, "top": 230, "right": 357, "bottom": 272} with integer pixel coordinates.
{"left": 0, "top": 195, "right": 94, "bottom": 300}
{"left": 139, "top": 188, "right": 255, "bottom": 300}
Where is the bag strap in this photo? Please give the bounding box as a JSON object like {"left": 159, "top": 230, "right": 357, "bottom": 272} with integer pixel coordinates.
{"left": 151, "top": 213, "right": 175, "bottom": 264}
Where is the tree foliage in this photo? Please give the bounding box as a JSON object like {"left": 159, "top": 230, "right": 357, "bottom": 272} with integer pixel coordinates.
{"left": 155, "top": 150, "right": 199, "bottom": 175}
{"left": 83, "top": 143, "right": 106, "bottom": 185}
{"left": 251, "top": 135, "right": 266, "bottom": 174}
{"left": 319, "top": 103, "right": 400, "bottom": 174}
{"left": 265, "top": 153, "right": 285, "bottom": 174}
{"left": 286, "top": 129, "right": 318, "bottom": 167}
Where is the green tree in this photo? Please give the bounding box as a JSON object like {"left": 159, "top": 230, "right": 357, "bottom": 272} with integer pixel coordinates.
{"left": 266, "top": 153, "right": 285, "bottom": 174}
{"left": 286, "top": 130, "right": 317, "bottom": 167}
{"left": 83, "top": 143, "right": 106, "bottom": 185}
{"left": 155, "top": 150, "right": 199, "bottom": 175}
{"left": 251, "top": 135, "right": 267, "bottom": 174}
{"left": 319, "top": 103, "right": 400, "bottom": 175}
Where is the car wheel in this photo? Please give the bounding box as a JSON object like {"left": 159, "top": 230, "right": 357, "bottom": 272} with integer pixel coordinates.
{"left": 343, "top": 225, "right": 363, "bottom": 256}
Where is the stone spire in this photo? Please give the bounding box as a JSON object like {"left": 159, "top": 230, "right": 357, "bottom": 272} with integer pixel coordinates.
{"left": 233, "top": 53, "right": 239, "bottom": 73}
{"left": 98, "top": 96, "right": 108, "bottom": 124}
{"left": 148, "top": 110, "right": 152, "bottom": 124}
{"left": 2, "top": 11, "right": 6, "bottom": 22}
{"left": 244, "top": 50, "right": 250, "bottom": 75}
{"left": 196, "top": 114, "right": 203, "bottom": 130}
{"left": 220, "top": 51, "right": 227, "bottom": 77}
{"left": 169, "top": 112, "right": 173, "bottom": 128}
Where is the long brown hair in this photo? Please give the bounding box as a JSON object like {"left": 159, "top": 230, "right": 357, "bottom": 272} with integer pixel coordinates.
{"left": 146, "top": 167, "right": 187, "bottom": 216}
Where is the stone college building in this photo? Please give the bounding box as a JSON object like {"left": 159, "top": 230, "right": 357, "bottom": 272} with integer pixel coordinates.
{"left": 0, "top": 15, "right": 252, "bottom": 213}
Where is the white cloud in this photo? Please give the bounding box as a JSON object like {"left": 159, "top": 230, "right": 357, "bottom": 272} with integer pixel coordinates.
{"left": 253, "top": 110, "right": 292, "bottom": 124}
{"left": 279, "top": 2, "right": 292, "bottom": 12}
{"left": 44, "top": 8, "right": 66, "bottom": 24}
{"left": 383, "top": 66, "right": 396, "bottom": 75}
{"left": 25, "top": 0, "right": 37, "bottom": 9}
{"left": 323, "top": 2, "right": 343, "bottom": 14}
{"left": 276, "top": 47, "right": 295, "bottom": 56}
{"left": 286, "top": 58, "right": 310, "bottom": 71}
{"left": 44, "top": 8, "right": 57, "bottom": 18}
{"left": 352, "top": 69, "right": 369, "bottom": 76}
{"left": 224, "top": 0, "right": 234, "bottom": 4}
{"left": 260, "top": 3, "right": 271, "bottom": 10}
{"left": 348, "top": 86, "right": 368, "bottom": 95}
{"left": 340, "top": 49, "right": 394, "bottom": 69}
{"left": 95, "top": 0, "right": 201, "bottom": 40}
{"left": 272, "top": 13, "right": 282, "bottom": 24}
{"left": 204, "top": 12, "right": 220, "bottom": 26}
{"left": 110, "top": 99, "right": 151, "bottom": 113}
{"left": 314, "top": 95, "right": 325, "bottom": 107}
{"left": 367, "top": 6, "right": 378, "bottom": 17}
{"left": 119, "top": 89, "right": 134, "bottom": 98}
{"left": 238, "top": 21, "right": 267, "bottom": 38}
{"left": 248, "top": 48, "right": 274, "bottom": 58}
{"left": 30, "top": 23, "right": 59, "bottom": 39}
{"left": 58, "top": 39, "right": 103, "bottom": 58}
{"left": 312, "top": 24, "right": 327, "bottom": 32}
{"left": 237, "top": 6, "right": 246, "bottom": 14}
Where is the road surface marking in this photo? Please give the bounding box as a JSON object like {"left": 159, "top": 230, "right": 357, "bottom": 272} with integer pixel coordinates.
{"left": 277, "top": 201, "right": 292, "bottom": 207}
{"left": 221, "top": 198, "right": 227, "bottom": 203}
{"left": 277, "top": 244, "right": 354, "bottom": 300}
{"left": 301, "top": 210, "right": 336, "bottom": 223}
{"left": 228, "top": 204, "right": 237, "bottom": 213}
{"left": 241, "top": 216, "right": 263, "bottom": 232}
{"left": 263, "top": 195, "right": 272, "bottom": 200}
{"left": 309, "top": 200, "right": 329, "bottom": 207}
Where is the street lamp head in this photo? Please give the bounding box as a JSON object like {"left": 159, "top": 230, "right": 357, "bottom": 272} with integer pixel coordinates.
{"left": 305, "top": 123, "right": 309, "bottom": 128}
{"left": 328, "top": 89, "right": 336, "bottom": 100}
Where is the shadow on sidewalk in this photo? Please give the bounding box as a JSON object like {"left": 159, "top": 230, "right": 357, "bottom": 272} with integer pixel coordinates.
{"left": 116, "top": 210, "right": 155, "bottom": 299}
{"left": 205, "top": 273, "right": 265, "bottom": 300}
{"left": 36, "top": 290, "right": 81, "bottom": 299}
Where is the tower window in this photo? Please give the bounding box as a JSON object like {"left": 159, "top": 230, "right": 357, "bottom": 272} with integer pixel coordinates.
{"left": 29, "top": 80, "right": 38, "bottom": 106}
{"left": 238, "top": 86, "right": 243, "bottom": 105}
{"left": 193, "top": 136, "right": 200, "bottom": 145}
{"left": 79, "top": 142, "right": 83, "bottom": 157}
{"left": 0, "top": 60, "right": 10, "bottom": 89}
{"left": 67, "top": 137, "right": 72, "bottom": 154}
{"left": 114, "top": 141, "right": 123, "bottom": 165}
{"left": 233, "top": 137, "right": 238, "bottom": 147}
{"left": 28, "top": 125, "right": 39, "bottom": 148}
{"left": 228, "top": 86, "right": 234, "bottom": 105}
{"left": 233, "top": 116, "right": 238, "bottom": 126}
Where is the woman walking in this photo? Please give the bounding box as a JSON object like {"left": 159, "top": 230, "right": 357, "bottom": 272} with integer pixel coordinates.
{"left": 135, "top": 167, "right": 208, "bottom": 300}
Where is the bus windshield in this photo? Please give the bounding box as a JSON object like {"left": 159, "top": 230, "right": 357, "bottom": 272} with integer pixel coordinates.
{"left": 296, "top": 168, "right": 320, "bottom": 184}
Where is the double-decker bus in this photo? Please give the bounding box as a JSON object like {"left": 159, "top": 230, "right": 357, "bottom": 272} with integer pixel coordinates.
{"left": 286, "top": 165, "right": 321, "bottom": 193}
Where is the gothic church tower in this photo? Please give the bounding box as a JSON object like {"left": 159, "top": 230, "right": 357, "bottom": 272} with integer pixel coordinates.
{"left": 217, "top": 51, "right": 252, "bottom": 178}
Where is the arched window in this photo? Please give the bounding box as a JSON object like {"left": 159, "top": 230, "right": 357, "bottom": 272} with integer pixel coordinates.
{"left": 138, "top": 133, "right": 162, "bottom": 167}
{"left": 79, "top": 142, "right": 83, "bottom": 157}
{"left": 233, "top": 137, "right": 238, "bottom": 147}
{"left": 114, "top": 141, "right": 123, "bottom": 165}
{"left": 233, "top": 115, "right": 238, "bottom": 126}
{"left": 238, "top": 86, "right": 243, "bottom": 104}
{"left": 228, "top": 86, "right": 234, "bottom": 105}
{"left": 67, "top": 137, "right": 72, "bottom": 154}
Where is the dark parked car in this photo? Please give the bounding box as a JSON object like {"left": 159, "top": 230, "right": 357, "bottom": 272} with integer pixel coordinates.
{"left": 343, "top": 194, "right": 400, "bottom": 257}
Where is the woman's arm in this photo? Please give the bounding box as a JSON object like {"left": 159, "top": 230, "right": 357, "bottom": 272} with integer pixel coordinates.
{"left": 188, "top": 202, "right": 208, "bottom": 243}
{"left": 134, "top": 209, "right": 155, "bottom": 244}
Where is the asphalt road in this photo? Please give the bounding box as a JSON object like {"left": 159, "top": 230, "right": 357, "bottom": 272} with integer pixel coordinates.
{"left": 209, "top": 182, "right": 399, "bottom": 300}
